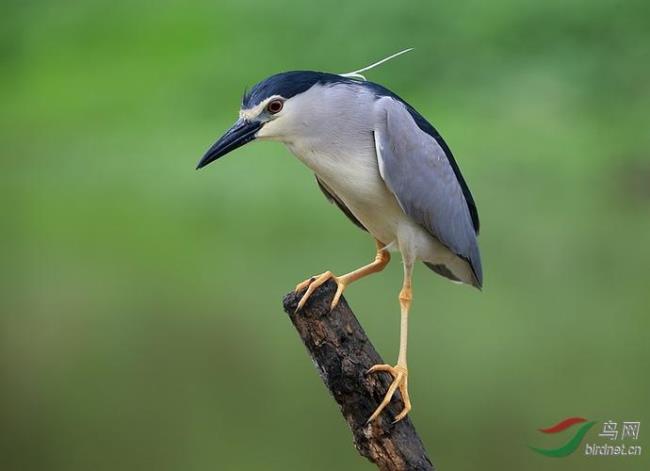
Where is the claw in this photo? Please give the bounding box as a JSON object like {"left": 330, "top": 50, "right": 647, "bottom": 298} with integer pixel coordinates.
{"left": 294, "top": 277, "right": 315, "bottom": 293}
{"left": 294, "top": 271, "right": 348, "bottom": 312}
{"left": 294, "top": 242, "right": 390, "bottom": 314}
{"left": 329, "top": 279, "right": 348, "bottom": 310}
{"left": 366, "top": 364, "right": 411, "bottom": 423}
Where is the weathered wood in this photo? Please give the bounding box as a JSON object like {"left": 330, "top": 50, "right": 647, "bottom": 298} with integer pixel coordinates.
{"left": 282, "top": 279, "right": 434, "bottom": 471}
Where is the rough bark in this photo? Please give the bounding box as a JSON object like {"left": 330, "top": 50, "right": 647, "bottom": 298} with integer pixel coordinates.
{"left": 282, "top": 279, "right": 434, "bottom": 471}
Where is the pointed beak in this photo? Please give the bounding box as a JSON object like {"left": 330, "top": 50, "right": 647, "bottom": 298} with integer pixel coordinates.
{"left": 196, "top": 119, "right": 262, "bottom": 169}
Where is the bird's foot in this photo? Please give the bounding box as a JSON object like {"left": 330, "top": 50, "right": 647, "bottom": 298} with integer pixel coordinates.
{"left": 366, "top": 364, "right": 411, "bottom": 423}
{"left": 294, "top": 271, "right": 349, "bottom": 312}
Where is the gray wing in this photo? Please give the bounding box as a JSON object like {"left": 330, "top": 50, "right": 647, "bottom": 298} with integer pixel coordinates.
{"left": 315, "top": 175, "right": 367, "bottom": 232}
{"left": 373, "top": 97, "right": 482, "bottom": 286}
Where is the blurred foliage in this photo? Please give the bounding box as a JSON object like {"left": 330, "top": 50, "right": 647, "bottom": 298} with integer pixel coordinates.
{"left": 1, "top": 0, "right": 649, "bottom": 470}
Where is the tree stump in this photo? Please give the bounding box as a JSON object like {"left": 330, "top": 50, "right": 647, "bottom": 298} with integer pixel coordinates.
{"left": 283, "top": 279, "right": 434, "bottom": 471}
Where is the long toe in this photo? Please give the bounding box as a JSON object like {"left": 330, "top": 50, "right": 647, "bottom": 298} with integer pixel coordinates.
{"left": 392, "top": 380, "right": 412, "bottom": 423}
{"left": 295, "top": 277, "right": 316, "bottom": 293}
{"left": 329, "top": 278, "right": 348, "bottom": 310}
{"left": 295, "top": 271, "right": 334, "bottom": 312}
{"left": 295, "top": 271, "right": 352, "bottom": 312}
{"left": 366, "top": 365, "right": 410, "bottom": 423}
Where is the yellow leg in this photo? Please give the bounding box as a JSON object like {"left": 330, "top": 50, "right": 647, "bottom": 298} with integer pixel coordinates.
{"left": 367, "top": 260, "right": 413, "bottom": 423}
{"left": 295, "top": 239, "right": 390, "bottom": 312}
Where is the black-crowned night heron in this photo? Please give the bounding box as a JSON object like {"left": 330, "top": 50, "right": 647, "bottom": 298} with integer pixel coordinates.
{"left": 197, "top": 51, "right": 482, "bottom": 423}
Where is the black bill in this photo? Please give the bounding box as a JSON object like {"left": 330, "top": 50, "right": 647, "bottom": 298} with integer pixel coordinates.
{"left": 196, "top": 119, "right": 262, "bottom": 169}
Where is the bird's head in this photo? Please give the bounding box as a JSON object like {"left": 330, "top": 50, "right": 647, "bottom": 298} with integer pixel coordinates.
{"left": 196, "top": 71, "right": 346, "bottom": 169}
{"left": 196, "top": 50, "right": 414, "bottom": 169}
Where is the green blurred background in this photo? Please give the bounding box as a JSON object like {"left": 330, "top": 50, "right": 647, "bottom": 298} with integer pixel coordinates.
{"left": 2, "top": 0, "right": 649, "bottom": 469}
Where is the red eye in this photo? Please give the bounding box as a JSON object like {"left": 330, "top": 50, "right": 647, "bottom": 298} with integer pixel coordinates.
{"left": 267, "top": 99, "right": 283, "bottom": 114}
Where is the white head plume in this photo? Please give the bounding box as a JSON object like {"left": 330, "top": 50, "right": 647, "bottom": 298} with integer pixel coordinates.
{"left": 339, "top": 48, "right": 414, "bottom": 81}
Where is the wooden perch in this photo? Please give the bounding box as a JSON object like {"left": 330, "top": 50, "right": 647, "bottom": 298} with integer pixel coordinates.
{"left": 282, "top": 279, "right": 434, "bottom": 471}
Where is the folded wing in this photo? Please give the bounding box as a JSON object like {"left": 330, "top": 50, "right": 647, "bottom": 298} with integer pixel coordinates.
{"left": 373, "top": 97, "right": 482, "bottom": 287}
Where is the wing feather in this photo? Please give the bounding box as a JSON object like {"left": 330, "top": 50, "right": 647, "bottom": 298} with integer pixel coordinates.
{"left": 373, "top": 97, "right": 482, "bottom": 286}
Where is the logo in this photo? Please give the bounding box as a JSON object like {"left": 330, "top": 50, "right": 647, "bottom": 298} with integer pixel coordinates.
{"left": 530, "top": 417, "right": 596, "bottom": 457}
{"left": 530, "top": 417, "right": 642, "bottom": 458}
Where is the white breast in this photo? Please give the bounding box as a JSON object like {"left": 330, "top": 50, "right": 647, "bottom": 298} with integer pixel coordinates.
{"left": 287, "top": 136, "right": 407, "bottom": 246}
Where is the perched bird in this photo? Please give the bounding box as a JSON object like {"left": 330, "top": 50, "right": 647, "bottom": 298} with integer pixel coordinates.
{"left": 197, "top": 51, "right": 482, "bottom": 423}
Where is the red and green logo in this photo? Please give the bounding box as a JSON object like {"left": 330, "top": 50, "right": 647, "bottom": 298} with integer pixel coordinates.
{"left": 530, "top": 417, "right": 596, "bottom": 457}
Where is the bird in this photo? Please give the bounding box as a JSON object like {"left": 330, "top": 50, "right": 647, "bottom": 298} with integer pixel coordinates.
{"left": 196, "top": 50, "right": 482, "bottom": 423}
